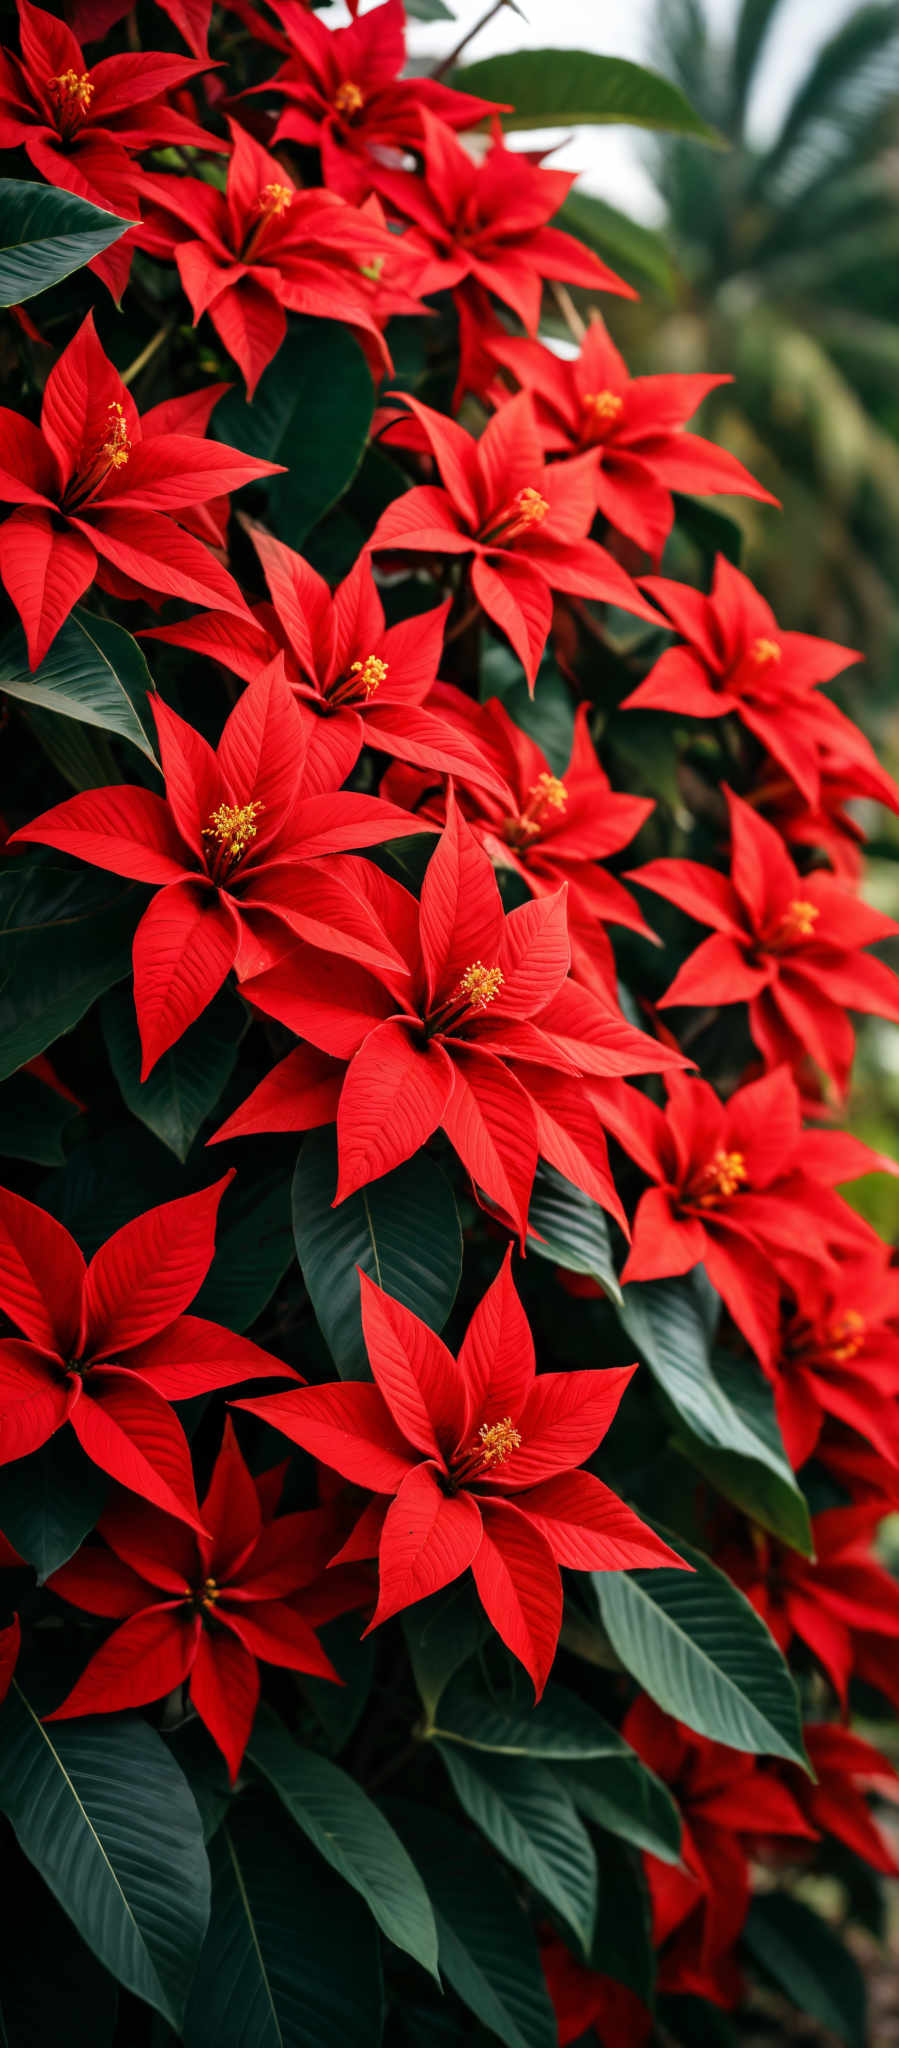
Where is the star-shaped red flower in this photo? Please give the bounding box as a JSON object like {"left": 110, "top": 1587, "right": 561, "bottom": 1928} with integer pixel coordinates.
{"left": 766, "top": 1246, "right": 899, "bottom": 1471}
{"left": 237, "top": 1254, "right": 681, "bottom": 1697}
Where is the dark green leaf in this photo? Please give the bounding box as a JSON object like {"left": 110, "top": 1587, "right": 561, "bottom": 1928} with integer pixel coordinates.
{"left": 743, "top": 1893, "right": 867, "bottom": 2048}
{"left": 193, "top": 1161, "right": 293, "bottom": 1331}
{"left": 588, "top": 1836, "right": 655, "bottom": 2002}
{"left": 527, "top": 1164, "right": 622, "bottom": 1303}
{"left": 0, "top": 1688, "right": 210, "bottom": 2029}
{"left": 291, "top": 1129, "right": 462, "bottom": 1376}
{"left": 21, "top": 705, "right": 119, "bottom": 792}
{"left": 596, "top": 1530, "right": 808, "bottom": 1766}
{"left": 479, "top": 647, "right": 574, "bottom": 775}
{"left": 429, "top": 1673, "right": 627, "bottom": 1759}
{"left": 0, "top": 611, "right": 156, "bottom": 760}
{"left": 0, "top": 1432, "right": 106, "bottom": 1580}
{"left": 454, "top": 50, "right": 723, "bottom": 140}
{"left": 406, "top": 0, "right": 454, "bottom": 15}
{"left": 102, "top": 982, "right": 244, "bottom": 1162}
{"left": 184, "top": 1800, "right": 383, "bottom": 2047}
{"left": 559, "top": 189, "right": 675, "bottom": 294}
{"left": 0, "top": 1849, "right": 119, "bottom": 2046}
{"left": 388, "top": 1801, "right": 557, "bottom": 2048}
{"left": 0, "top": 1067, "right": 79, "bottom": 1165}
{"left": 0, "top": 857, "right": 135, "bottom": 1083}
{"left": 0, "top": 180, "right": 132, "bottom": 304}
{"left": 215, "top": 319, "right": 374, "bottom": 547}
{"left": 435, "top": 1743, "right": 597, "bottom": 1954}
{"left": 248, "top": 1706, "right": 439, "bottom": 1976}
{"left": 403, "top": 1580, "right": 490, "bottom": 1722}
{"left": 563, "top": 1755, "right": 682, "bottom": 1866}
{"left": 675, "top": 1350, "right": 812, "bottom": 1554}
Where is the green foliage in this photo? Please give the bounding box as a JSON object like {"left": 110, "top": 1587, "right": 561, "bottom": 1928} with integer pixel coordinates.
{"left": 0, "top": 182, "right": 132, "bottom": 304}
{"left": 214, "top": 321, "right": 375, "bottom": 547}
{"left": 455, "top": 49, "right": 723, "bottom": 139}
{"left": 0, "top": 857, "right": 135, "bottom": 1083}
{"left": 743, "top": 1893, "right": 868, "bottom": 2047}
{"left": 0, "top": 611, "right": 156, "bottom": 761}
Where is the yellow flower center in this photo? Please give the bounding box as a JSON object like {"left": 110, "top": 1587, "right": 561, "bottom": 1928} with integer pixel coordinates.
{"left": 827, "top": 1308, "right": 866, "bottom": 1364}
{"left": 779, "top": 899, "right": 819, "bottom": 942}
{"left": 200, "top": 1576, "right": 220, "bottom": 1609}
{"left": 334, "top": 79, "right": 365, "bottom": 116}
{"left": 695, "top": 1148, "right": 747, "bottom": 1206}
{"left": 102, "top": 401, "right": 130, "bottom": 471}
{"left": 359, "top": 253, "right": 385, "bottom": 282}
{"left": 454, "top": 961, "right": 504, "bottom": 1010}
{"left": 476, "top": 1416, "right": 521, "bottom": 1467}
{"left": 514, "top": 486, "right": 549, "bottom": 527}
{"left": 50, "top": 68, "right": 94, "bottom": 113}
{"left": 583, "top": 389, "right": 623, "bottom": 427}
{"left": 751, "top": 637, "right": 782, "bottom": 667}
{"left": 203, "top": 800, "right": 264, "bottom": 873}
{"left": 504, "top": 771, "right": 568, "bottom": 848}
{"left": 259, "top": 182, "right": 293, "bottom": 218}
{"left": 481, "top": 486, "right": 550, "bottom": 547}
{"left": 350, "top": 654, "right": 387, "bottom": 699}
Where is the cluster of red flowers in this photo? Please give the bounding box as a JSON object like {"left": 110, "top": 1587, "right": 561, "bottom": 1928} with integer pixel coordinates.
{"left": 2, "top": 0, "right": 899, "bottom": 2038}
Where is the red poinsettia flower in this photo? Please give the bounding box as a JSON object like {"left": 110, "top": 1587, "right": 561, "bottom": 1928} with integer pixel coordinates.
{"left": 540, "top": 1934, "right": 651, "bottom": 2048}
{"left": 787, "top": 1724, "right": 899, "bottom": 1877}
{"left": 381, "top": 692, "right": 657, "bottom": 995}
{"left": 0, "top": 1176, "right": 296, "bottom": 1527}
{"left": 609, "top": 1065, "right": 889, "bottom": 1366}
{"left": 243, "top": 0, "right": 502, "bottom": 205}
{"left": 373, "top": 112, "right": 635, "bottom": 338}
{"left": 744, "top": 739, "right": 899, "bottom": 884}
{"left": 46, "top": 1420, "right": 367, "bottom": 1778}
{"left": 632, "top": 788, "right": 899, "bottom": 1094}
{"left": 765, "top": 1247, "right": 899, "bottom": 1471}
{"left": 621, "top": 555, "right": 899, "bottom": 813}
{"left": 0, "top": 1617, "right": 20, "bottom": 1706}
{"left": 482, "top": 316, "right": 777, "bottom": 561}
{"left": 723, "top": 1505, "right": 899, "bottom": 1712}
{"left": 214, "top": 790, "right": 686, "bottom": 1242}
{"left": 622, "top": 1695, "right": 814, "bottom": 2007}
{"left": 0, "top": 314, "right": 277, "bottom": 669}
{"left": 0, "top": 0, "right": 221, "bottom": 299}
{"left": 66, "top": 0, "right": 213, "bottom": 61}
{"left": 11, "top": 662, "right": 424, "bottom": 1075}
{"left": 137, "top": 120, "right": 419, "bottom": 397}
{"left": 366, "top": 392, "right": 663, "bottom": 689}
{"left": 237, "top": 1255, "right": 681, "bottom": 1697}
{"left": 146, "top": 530, "right": 507, "bottom": 799}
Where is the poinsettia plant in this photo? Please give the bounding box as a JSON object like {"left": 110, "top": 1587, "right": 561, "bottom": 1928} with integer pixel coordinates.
{"left": 0, "top": 3, "right": 896, "bottom": 2045}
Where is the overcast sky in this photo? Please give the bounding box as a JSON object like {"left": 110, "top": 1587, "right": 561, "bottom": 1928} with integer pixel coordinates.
{"left": 396, "top": 0, "right": 863, "bottom": 220}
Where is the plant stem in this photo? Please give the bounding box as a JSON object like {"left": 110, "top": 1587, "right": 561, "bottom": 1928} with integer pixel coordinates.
{"left": 432, "top": 0, "right": 518, "bottom": 80}
{"left": 551, "top": 279, "right": 587, "bottom": 342}
{"left": 121, "top": 321, "right": 173, "bottom": 389}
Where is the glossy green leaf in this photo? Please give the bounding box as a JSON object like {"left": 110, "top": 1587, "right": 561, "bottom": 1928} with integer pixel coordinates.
{"left": 214, "top": 318, "right": 374, "bottom": 547}
{"left": 291, "top": 1128, "right": 462, "bottom": 1376}
{"left": 184, "top": 1800, "right": 383, "bottom": 2048}
{"left": 193, "top": 1161, "right": 293, "bottom": 1332}
{"left": 743, "top": 1893, "right": 867, "bottom": 2048}
{"left": 0, "top": 857, "right": 135, "bottom": 1084}
{"left": 675, "top": 1351, "right": 812, "bottom": 1555}
{"left": 388, "top": 1801, "right": 557, "bottom": 2048}
{"left": 559, "top": 188, "right": 675, "bottom": 294}
{"left": 403, "top": 1580, "right": 490, "bottom": 1722}
{"left": 0, "top": 1432, "right": 106, "bottom": 1580}
{"left": 429, "top": 1673, "right": 626, "bottom": 1759}
{"left": 0, "top": 611, "right": 156, "bottom": 761}
{"left": 102, "top": 982, "right": 244, "bottom": 1162}
{"left": 454, "top": 50, "right": 723, "bottom": 140}
{"left": 248, "top": 1707, "right": 439, "bottom": 1977}
{"left": 435, "top": 1743, "right": 597, "bottom": 1954}
{"left": 0, "top": 1688, "right": 210, "bottom": 2029}
{"left": 527, "top": 1164, "right": 622, "bottom": 1303}
{"left": 0, "top": 181, "right": 132, "bottom": 304}
{"left": 0, "top": 1067, "right": 80, "bottom": 1165}
{"left": 563, "top": 1755, "right": 682, "bottom": 1866}
{"left": 596, "top": 1531, "right": 808, "bottom": 1766}
{"left": 406, "top": 0, "right": 454, "bottom": 15}
{"left": 588, "top": 1836, "right": 655, "bottom": 2002}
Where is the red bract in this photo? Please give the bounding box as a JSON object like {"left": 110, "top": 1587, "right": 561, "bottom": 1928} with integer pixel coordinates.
{"left": 147, "top": 530, "right": 507, "bottom": 799}
{"left": 766, "top": 1248, "right": 899, "bottom": 1471}
{"left": 482, "top": 316, "right": 777, "bottom": 561}
{"left": 0, "top": 313, "right": 276, "bottom": 669}
{"left": 245, "top": 0, "right": 502, "bottom": 205}
{"left": 11, "top": 662, "right": 423, "bottom": 1076}
{"left": 622, "top": 554, "right": 899, "bottom": 814}
{"left": 789, "top": 1724, "right": 899, "bottom": 1877}
{"left": 47, "top": 1420, "right": 362, "bottom": 1779}
{"left": 0, "top": 1176, "right": 295, "bottom": 1526}
{"left": 137, "top": 119, "right": 419, "bottom": 396}
{"left": 366, "top": 392, "right": 663, "bottom": 688}
{"left": 0, "top": 0, "right": 220, "bottom": 298}
{"left": 633, "top": 787, "right": 899, "bottom": 1094}
{"left": 724, "top": 1507, "right": 899, "bottom": 1712}
{"left": 612, "top": 1065, "right": 888, "bottom": 1366}
{"left": 374, "top": 112, "right": 635, "bottom": 339}
{"left": 237, "top": 1255, "right": 681, "bottom": 1697}
{"left": 540, "top": 1937, "right": 651, "bottom": 2048}
{"left": 381, "top": 694, "right": 657, "bottom": 995}
{"left": 214, "top": 791, "right": 686, "bottom": 1243}
{"left": 66, "top": 0, "right": 213, "bottom": 61}
{"left": 622, "top": 1695, "right": 814, "bottom": 2007}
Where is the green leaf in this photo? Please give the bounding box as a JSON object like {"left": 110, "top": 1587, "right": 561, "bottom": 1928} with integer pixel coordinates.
{"left": 102, "top": 982, "right": 244, "bottom": 1162}
{"left": 214, "top": 319, "right": 374, "bottom": 548}
{"left": 430, "top": 1672, "right": 627, "bottom": 1759}
{"left": 675, "top": 1351, "right": 812, "bottom": 1554}
{"left": 0, "top": 857, "right": 135, "bottom": 1083}
{"left": 406, "top": 0, "right": 454, "bottom": 15}
{"left": 0, "top": 610, "right": 156, "bottom": 761}
{"left": 596, "top": 1530, "right": 808, "bottom": 1766}
{"left": 743, "top": 1893, "right": 867, "bottom": 2048}
{"left": 0, "top": 1066, "right": 80, "bottom": 1165}
{"left": 193, "top": 1161, "right": 293, "bottom": 1332}
{"left": 588, "top": 1836, "right": 655, "bottom": 2003}
{"left": 527, "top": 1164, "right": 622, "bottom": 1303}
{"left": 0, "top": 1688, "right": 210, "bottom": 2029}
{"left": 618, "top": 1276, "right": 810, "bottom": 1549}
{"left": 480, "top": 647, "right": 574, "bottom": 775}
{"left": 184, "top": 1801, "right": 383, "bottom": 2048}
{"left": 0, "top": 1432, "right": 106, "bottom": 1580}
{"left": 454, "top": 50, "right": 724, "bottom": 141}
{"left": 0, "top": 180, "right": 132, "bottom": 305}
{"left": 559, "top": 189, "right": 675, "bottom": 295}
{"left": 563, "top": 1755, "right": 682, "bottom": 1866}
{"left": 388, "top": 1801, "right": 557, "bottom": 2048}
{"left": 291, "top": 1129, "right": 462, "bottom": 1376}
{"left": 247, "top": 1706, "right": 439, "bottom": 1977}
{"left": 435, "top": 1743, "right": 597, "bottom": 1954}
{"left": 403, "top": 1579, "right": 490, "bottom": 1722}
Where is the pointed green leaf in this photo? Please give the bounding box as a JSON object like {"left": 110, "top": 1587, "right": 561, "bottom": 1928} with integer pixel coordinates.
{"left": 743, "top": 1893, "right": 867, "bottom": 2048}
{"left": 0, "top": 611, "right": 156, "bottom": 761}
{"left": 214, "top": 319, "right": 374, "bottom": 547}
{"left": 102, "top": 982, "right": 244, "bottom": 1162}
{"left": 0, "top": 857, "right": 135, "bottom": 1083}
{"left": 527, "top": 1164, "right": 622, "bottom": 1303}
{"left": 0, "top": 1432, "right": 106, "bottom": 1580}
{"left": 454, "top": 50, "right": 724, "bottom": 140}
{"left": 435, "top": 1743, "right": 597, "bottom": 1954}
{"left": 0, "top": 181, "right": 132, "bottom": 304}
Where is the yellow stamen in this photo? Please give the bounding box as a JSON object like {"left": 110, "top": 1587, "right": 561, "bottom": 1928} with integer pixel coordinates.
{"left": 102, "top": 400, "right": 130, "bottom": 471}
{"left": 350, "top": 654, "right": 388, "bottom": 699}
{"left": 334, "top": 79, "right": 365, "bottom": 116}
{"left": 583, "top": 389, "right": 623, "bottom": 425}
{"left": 751, "top": 636, "right": 782, "bottom": 667}
{"left": 200, "top": 1576, "right": 220, "bottom": 1609}
{"left": 530, "top": 771, "right": 567, "bottom": 813}
{"left": 780, "top": 899, "right": 819, "bottom": 941}
{"left": 476, "top": 1416, "right": 521, "bottom": 1467}
{"left": 504, "top": 771, "right": 568, "bottom": 847}
{"left": 696, "top": 1148, "right": 747, "bottom": 1205}
{"left": 259, "top": 181, "right": 293, "bottom": 218}
{"left": 359, "top": 254, "right": 385, "bottom": 282}
{"left": 514, "top": 486, "right": 549, "bottom": 527}
{"left": 50, "top": 68, "right": 94, "bottom": 112}
{"left": 203, "top": 801, "right": 264, "bottom": 866}
{"left": 454, "top": 961, "right": 504, "bottom": 1010}
{"left": 828, "top": 1308, "right": 866, "bottom": 1364}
